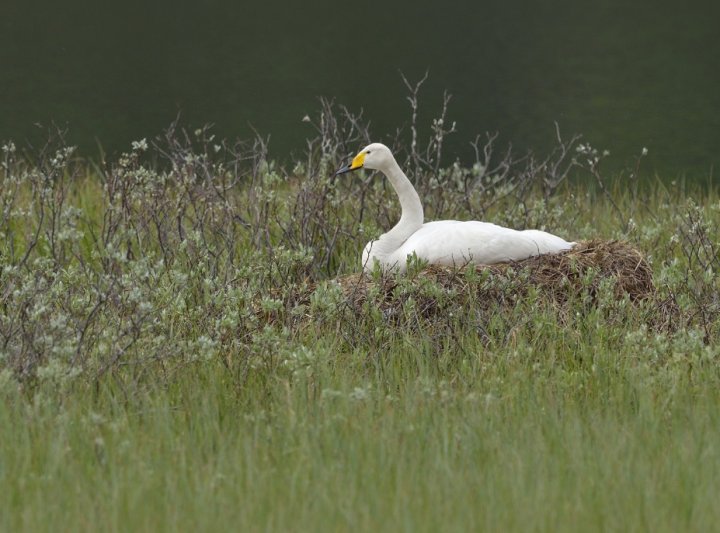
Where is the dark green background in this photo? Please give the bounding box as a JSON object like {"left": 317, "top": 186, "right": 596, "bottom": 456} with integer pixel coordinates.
{"left": 2, "top": 0, "right": 718, "bottom": 177}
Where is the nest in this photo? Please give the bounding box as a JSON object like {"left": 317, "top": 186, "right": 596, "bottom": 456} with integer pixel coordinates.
{"left": 336, "top": 239, "right": 654, "bottom": 303}
{"left": 264, "top": 240, "right": 678, "bottom": 332}
{"left": 335, "top": 240, "right": 677, "bottom": 329}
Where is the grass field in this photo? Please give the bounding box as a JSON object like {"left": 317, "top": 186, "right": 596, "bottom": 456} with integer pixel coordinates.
{"left": 1, "top": 121, "right": 720, "bottom": 531}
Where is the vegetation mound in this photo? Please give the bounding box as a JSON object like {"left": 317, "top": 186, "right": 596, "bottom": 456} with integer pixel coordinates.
{"left": 277, "top": 240, "right": 678, "bottom": 333}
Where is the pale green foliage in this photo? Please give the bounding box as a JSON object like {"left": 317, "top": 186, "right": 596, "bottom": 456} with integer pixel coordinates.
{"left": 1, "top": 125, "right": 719, "bottom": 388}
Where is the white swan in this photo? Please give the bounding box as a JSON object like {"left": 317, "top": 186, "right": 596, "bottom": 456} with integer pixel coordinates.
{"left": 335, "top": 143, "right": 575, "bottom": 273}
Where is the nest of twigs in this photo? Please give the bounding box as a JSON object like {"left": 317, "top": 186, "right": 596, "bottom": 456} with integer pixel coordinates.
{"left": 339, "top": 239, "right": 659, "bottom": 304}
{"left": 267, "top": 240, "right": 678, "bottom": 332}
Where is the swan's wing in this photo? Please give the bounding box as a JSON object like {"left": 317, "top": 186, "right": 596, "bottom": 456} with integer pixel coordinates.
{"left": 398, "top": 221, "right": 572, "bottom": 266}
{"left": 520, "top": 229, "right": 576, "bottom": 254}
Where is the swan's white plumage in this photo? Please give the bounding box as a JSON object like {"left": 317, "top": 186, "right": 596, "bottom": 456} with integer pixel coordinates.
{"left": 375, "top": 221, "right": 571, "bottom": 267}
{"left": 337, "top": 143, "right": 574, "bottom": 273}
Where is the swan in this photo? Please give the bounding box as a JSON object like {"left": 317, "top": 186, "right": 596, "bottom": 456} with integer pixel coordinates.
{"left": 335, "top": 143, "right": 575, "bottom": 273}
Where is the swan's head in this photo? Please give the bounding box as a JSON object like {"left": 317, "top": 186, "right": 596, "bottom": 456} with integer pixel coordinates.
{"left": 334, "top": 143, "right": 395, "bottom": 175}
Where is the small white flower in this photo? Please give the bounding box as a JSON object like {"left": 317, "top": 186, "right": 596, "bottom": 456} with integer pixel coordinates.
{"left": 349, "top": 386, "right": 370, "bottom": 401}
{"left": 131, "top": 138, "right": 148, "bottom": 152}
{"left": 641, "top": 147, "right": 648, "bottom": 156}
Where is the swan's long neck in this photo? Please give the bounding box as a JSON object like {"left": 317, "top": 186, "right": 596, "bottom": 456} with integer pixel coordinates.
{"left": 385, "top": 159, "right": 423, "bottom": 235}
{"left": 365, "top": 159, "right": 424, "bottom": 268}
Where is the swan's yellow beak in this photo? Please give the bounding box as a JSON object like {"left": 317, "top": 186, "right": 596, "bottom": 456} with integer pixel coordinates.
{"left": 334, "top": 151, "right": 365, "bottom": 176}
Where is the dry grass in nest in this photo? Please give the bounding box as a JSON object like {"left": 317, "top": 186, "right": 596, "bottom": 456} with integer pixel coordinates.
{"left": 343, "top": 239, "right": 681, "bottom": 329}
{"left": 338, "top": 239, "right": 653, "bottom": 301}
{"left": 266, "top": 240, "right": 679, "bottom": 332}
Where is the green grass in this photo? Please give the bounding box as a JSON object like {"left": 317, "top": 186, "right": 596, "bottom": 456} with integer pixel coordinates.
{"left": 2, "top": 135, "right": 720, "bottom": 531}
{"left": 3, "top": 332, "right": 720, "bottom": 532}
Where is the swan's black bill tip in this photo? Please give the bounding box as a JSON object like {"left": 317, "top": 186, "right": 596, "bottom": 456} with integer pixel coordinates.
{"left": 334, "top": 164, "right": 354, "bottom": 176}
